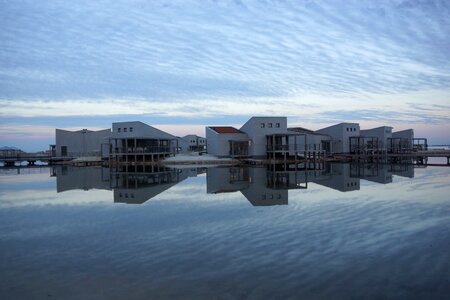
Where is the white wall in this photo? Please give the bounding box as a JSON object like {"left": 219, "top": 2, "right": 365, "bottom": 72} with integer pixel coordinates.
{"left": 360, "top": 126, "right": 393, "bottom": 150}
{"left": 240, "top": 117, "right": 287, "bottom": 157}
{"left": 317, "top": 123, "right": 360, "bottom": 153}
{"left": 112, "top": 121, "right": 175, "bottom": 140}
{"left": 56, "top": 128, "right": 111, "bottom": 157}
{"left": 206, "top": 127, "right": 249, "bottom": 157}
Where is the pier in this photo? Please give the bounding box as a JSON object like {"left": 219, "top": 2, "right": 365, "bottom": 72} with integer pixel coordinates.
{"left": 0, "top": 153, "right": 72, "bottom": 166}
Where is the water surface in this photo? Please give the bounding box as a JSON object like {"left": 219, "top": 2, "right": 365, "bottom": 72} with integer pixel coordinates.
{"left": 0, "top": 163, "right": 449, "bottom": 299}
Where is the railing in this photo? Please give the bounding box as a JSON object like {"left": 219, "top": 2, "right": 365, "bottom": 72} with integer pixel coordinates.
{"left": 112, "top": 147, "right": 175, "bottom": 154}
{"left": 0, "top": 153, "right": 52, "bottom": 159}
{"left": 266, "top": 144, "right": 324, "bottom": 152}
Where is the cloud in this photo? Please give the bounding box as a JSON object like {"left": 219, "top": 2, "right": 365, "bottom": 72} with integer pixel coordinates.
{"left": 1, "top": 0, "right": 450, "bottom": 149}
{"left": 1, "top": 0, "right": 450, "bottom": 99}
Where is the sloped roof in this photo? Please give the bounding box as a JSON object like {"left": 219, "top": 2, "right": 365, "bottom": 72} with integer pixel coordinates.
{"left": 209, "top": 126, "right": 243, "bottom": 134}
{"left": 288, "top": 127, "right": 315, "bottom": 134}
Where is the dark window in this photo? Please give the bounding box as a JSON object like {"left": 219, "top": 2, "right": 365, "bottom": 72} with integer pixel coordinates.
{"left": 346, "top": 128, "right": 349, "bottom": 132}
{"left": 118, "top": 128, "right": 121, "bottom": 133}
{"left": 261, "top": 123, "right": 265, "bottom": 128}
{"left": 61, "top": 146, "right": 67, "bottom": 157}
{"left": 130, "top": 127, "right": 133, "bottom": 132}
{"left": 268, "top": 123, "right": 273, "bottom": 128}
{"left": 276, "top": 123, "right": 280, "bottom": 128}
{"left": 124, "top": 128, "right": 127, "bottom": 132}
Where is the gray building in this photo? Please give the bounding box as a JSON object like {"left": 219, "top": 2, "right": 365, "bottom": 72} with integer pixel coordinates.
{"left": 316, "top": 123, "right": 360, "bottom": 154}
{"left": 110, "top": 121, "right": 178, "bottom": 163}
{"left": 206, "top": 117, "right": 302, "bottom": 159}
{"left": 288, "top": 127, "right": 332, "bottom": 154}
{"left": 360, "top": 126, "right": 393, "bottom": 153}
{"left": 177, "top": 134, "right": 207, "bottom": 152}
{"left": 241, "top": 117, "right": 288, "bottom": 158}
{"left": 55, "top": 128, "right": 111, "bottom": 158}
{"left": 206, "top": 126, "right": 249, "bottom": 158}
{"left": 391, "top": 129, "right": 414, "bottom": 153}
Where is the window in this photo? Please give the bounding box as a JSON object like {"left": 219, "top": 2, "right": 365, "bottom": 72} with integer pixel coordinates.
{"left": 276, "top": 123, "right": 280, "bottom": 128}
{"left": 118, "top": 128, "right": 121, "bottom": 133}
{"left": 261, "top": 123, "right": 265, "bottom": 128}
{"left": 268, "top": 123, "right": 272, "bottom": 128}
{"left": 130, "top": 127, "right": 133, "bottom": 132}
{"left": 124, "top": 128, "right": 127, "bottom": 132}
{"left": 354, "top": 128, "right": 356, "bottom": 131}
{"left": 346, "top": 128, "right": 349, "bottom": 132}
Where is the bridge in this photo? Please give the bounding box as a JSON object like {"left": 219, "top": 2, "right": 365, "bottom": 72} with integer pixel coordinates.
{"left": 0, "top": 153, "right": 73, "bottom": 166}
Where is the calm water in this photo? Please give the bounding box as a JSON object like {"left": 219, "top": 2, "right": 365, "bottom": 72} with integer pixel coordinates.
{"left": 0, "top": 163, "right": 449, "bottom": 300}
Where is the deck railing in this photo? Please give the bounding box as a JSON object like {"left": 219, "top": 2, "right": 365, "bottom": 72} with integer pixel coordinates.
{"left": 112, "top": 146, "right": 175, "bottom": 154}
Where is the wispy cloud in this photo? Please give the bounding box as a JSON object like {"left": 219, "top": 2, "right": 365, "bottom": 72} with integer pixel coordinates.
{"left": 1, "top": 0, "right": 450, "bottom": 149}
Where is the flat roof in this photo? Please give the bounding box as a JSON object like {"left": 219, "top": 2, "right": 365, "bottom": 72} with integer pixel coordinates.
{"left": 209, "top": 126, "right": 243, "bottom": 134}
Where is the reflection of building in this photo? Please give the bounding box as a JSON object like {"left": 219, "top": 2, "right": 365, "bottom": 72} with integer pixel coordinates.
{"left": 242, "top": 167, "right": 289, "bottom": 206}
{"left": 112, "top": 169, "right": 182, "bottom": 204}
{"left": 349, "top": 163, "right": 392, "bottom": 184}
{"left": 312, "top": 163, "right": 360, "bottom": 192}
{"left": 389, "top": 163, "right": 414, "bottom": 178}
{"left": 54, "top": 166, "right": 111, "bottom": 192}
{"left": 207, "top": 165, "right": 309, "bottom": 206}
{"left": 207, "top": 167, "right": 249, "bottom": 193}
{"left": 111, "top": 167, "right": 204, "bottom": 204}
{"left": 52, "top": 163, "right": 416, "bottom": 206}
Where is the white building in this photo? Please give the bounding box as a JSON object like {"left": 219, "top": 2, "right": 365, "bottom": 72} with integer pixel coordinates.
{"left": 241, "top": 117, "right": 290, "bottom": 158}
{"left": 391, "top": 129, "right": 414, "bottom": 153}
{"left": 206, "top": 126, "right": 249, "bottom": 157}
{"left": 360, "top": 126, "right": 393, "bottom": 152}
{"left": 206, "top": 117, "right": 303, "bottom": 159}
{"left": 316, "top": 123, "right": 360, "bottom": 153}
{"left": 288, "top": 127, "right": 332, "bottom": 154}
{"left": 55, "top": 128, "right": 111, "bottom": 158}
{"left": 110, "top": 121, "right": 178, "bottom": 163}
{"left": 177, "top": 134, "right": 207, "bottom": 152}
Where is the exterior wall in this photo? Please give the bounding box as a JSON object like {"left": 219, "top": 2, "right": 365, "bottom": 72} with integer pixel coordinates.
{"left": 112, "top": 121, "right": 175, "bottom": 140}
{"left": 206, "top": 127, "right": 248, "bottom": 157}
{"left": 392, "top": 129, "right": 414, "bottom": 151}
{"left": 110, "top": 121, "right": 178, "bottom": 156}
{"left": 176, "top": 137, "right": 190, "bottom": 153}
{"left": 360, "top": 126, "right": 393, "bottom": 150}
{"left": 392, "top": 129, "right": 414, "bottom": 140}
{"left": 182, "top": 134, "right": 207, "bottom": 151}
{"left": 295, "top": 133, "right": 331, "bottom": 153}
{"left": 317, "top": 123, "right": 360, "bottom": 153}
{"left": 240, "top": 117, "right": 288, "bottom": 158}
{"left": 55, "top": 128, "right": 111, "bottom": 157}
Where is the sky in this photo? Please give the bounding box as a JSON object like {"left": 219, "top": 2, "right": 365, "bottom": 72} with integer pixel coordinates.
{"left": 1, "top": 0, "right": 449, "bottom": 151}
